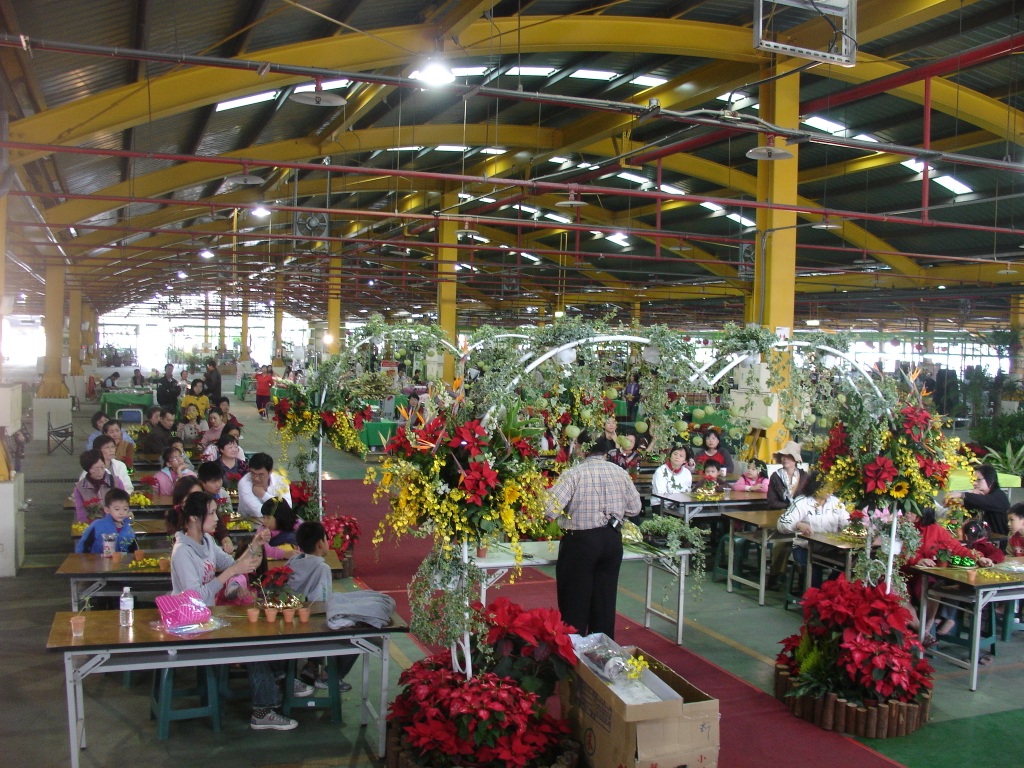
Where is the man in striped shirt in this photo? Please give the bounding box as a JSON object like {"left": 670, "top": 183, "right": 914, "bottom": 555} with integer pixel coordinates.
{"left": 548, "top": 431, "right": 642, "bottom": 639}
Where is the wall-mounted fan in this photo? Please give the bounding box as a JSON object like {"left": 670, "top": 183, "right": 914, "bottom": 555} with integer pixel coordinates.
{"left": 294, "top": 211, "right": 330, "bottom": 239}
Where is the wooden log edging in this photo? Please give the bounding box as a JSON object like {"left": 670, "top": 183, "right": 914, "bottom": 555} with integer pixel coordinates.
{"left": 772, "top": 665, "right": 930, "bottom": 738}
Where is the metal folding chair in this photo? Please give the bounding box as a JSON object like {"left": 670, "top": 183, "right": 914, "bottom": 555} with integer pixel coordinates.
{"left": 47, "top": 412, "right": 75, "bottom": 455}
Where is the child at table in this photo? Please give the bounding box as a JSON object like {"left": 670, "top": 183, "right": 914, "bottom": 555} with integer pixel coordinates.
{"left": 73, "top": 448, "right": 126, "bottom": 522}
{"left": 290, "top": 521, "right": 354, "bottom": 693}
{"left": 1008, "top": 504, "right": 1024, "bottom": 557}
{"left": 197, "top": 461, "right": 236, "bottom": 555}
{"left": 732, "top": 459, "right": 770, "bottom": 493}
{"left": 698, "top": 459, "right": 728, "bottom": 491}
{"left": 177, "top": 403, "right": 208, "bottom": 446}
{"left": 75, "top": 488, "right": 137, "bottom": 554}
{"left": 257, "top": 498, "right": 299, "bottom": 560}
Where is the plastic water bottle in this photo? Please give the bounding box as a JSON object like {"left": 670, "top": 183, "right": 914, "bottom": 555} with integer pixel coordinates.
{"left": 119, "top": 587, "right": 134, "bottom": 627}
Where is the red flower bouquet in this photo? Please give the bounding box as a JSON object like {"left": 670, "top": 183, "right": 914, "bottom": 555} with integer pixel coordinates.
{"left": 471, "top": 598, "right": 578, "bottom": 700}
{"left": 777, "top": 575, "right": 933, "bottom": 704}
{"left": 388, "top": 654, "right": 569, "bottom": 768}
{"left": 322, "top": 514, "right": 360, "bottom": 557}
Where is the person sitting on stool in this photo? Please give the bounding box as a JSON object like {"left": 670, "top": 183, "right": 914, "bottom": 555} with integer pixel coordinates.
{"left": 547, "top": 431, "right": 641, "bottom": 639}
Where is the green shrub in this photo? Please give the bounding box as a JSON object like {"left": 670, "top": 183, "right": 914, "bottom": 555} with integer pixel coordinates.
{"left": 970, "top": 409, "right": 1024, "bottom": 451}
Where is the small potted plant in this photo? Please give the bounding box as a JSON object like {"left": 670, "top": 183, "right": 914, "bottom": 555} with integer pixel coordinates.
{"left": 70, "top": 597, "right": 91, "bottom": 637}
{"left": 638, "top": 514, "right": 708, "bottom": 588}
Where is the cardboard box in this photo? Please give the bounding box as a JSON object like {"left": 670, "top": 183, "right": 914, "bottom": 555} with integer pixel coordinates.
{"left": 560, "top": 647, "right": 720, "bottom": 768}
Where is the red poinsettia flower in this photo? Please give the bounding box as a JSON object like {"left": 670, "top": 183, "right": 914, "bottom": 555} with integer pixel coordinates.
{"left": 863, "top": 455, "right": 899, "bottom": 493}
{"left": 461, "top": 460, "right": 499, "bottom": 505}
{"left": 557, "top": 411, "right": 572, "bottom": 426}
{"left": 916, "top": 454, "right": 950, "bottom": 480}
{"left": 137, "top": 475, "right": 159, "bottom": 489}
{"left": 448, "top": 420, "right": 489, "bottom": 457}
{"left": 352, "top": 405, "right": 374, "bottom": 430}
{"left": 817, "top": 423, "right": 849, "bottom": 473}
{"left": 510, "top": 436, "right": 536, "bottom": 459}
{"left": 601, "top": 398, "right": 616, "bottom": 415}
{"left": 321, "top": 411, "right": 338, "bottom": 429}
{"left": 900, "top": 405, "right": 933, "bottom": 440}
{"left": 289, "top": 481, "right": 312, "bottom": 506}
{"left": 384, "top": 427, "right": 415, "bottom": 457}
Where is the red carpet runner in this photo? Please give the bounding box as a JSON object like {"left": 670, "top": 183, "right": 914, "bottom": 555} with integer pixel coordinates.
{"left": 327, "top": 479, "right": 904, "bottom": 768}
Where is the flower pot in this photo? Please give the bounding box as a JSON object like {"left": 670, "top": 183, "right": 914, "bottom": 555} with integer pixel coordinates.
{"left": 246, "top": 607, "right": 260, "bottom": 623}
{"left": 69, "top": 615, "right": 86, "bottom": 638}
{"left": 264, "top": 607, "right": 279, "bottom": 622}
{"left": 475, "top": 546, "right": 488, "bottom": 559}
{"left": 281, "top": 608, "right": 296, "bottom": 623}
{"left": 297, "top": 607, "right": 311, "bottom": 623}
{"left": 157, "top": 557, "right": 171, "bottom": 572}
{"left": 110, "top": 552, "right": 122, "bottom": 565}
{"left": 133, "top": 549, "right": 146, "bottom": 562}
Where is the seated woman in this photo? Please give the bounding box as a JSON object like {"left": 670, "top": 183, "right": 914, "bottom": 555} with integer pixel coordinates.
{"left": 766, "top": 442, "right": 805, "bottom": 510}
{"left": 903, "top": 506, "right": 995, "bottom": 645}
{"left": 650, "top": 442, "right": 693, "bottom": 514}
{"left": 85, "top": 434, "right": 134, "bottom": 494}
{"left": 150, "top": 446, "right": 198, "bottom": 496}
{"left": 606, "top": 431, "right": 641, "bottom": 476}
{"left": 170, "top": 492, "right": 306, "bottom": 730}
{"left": 180, "top": 379, "right": 211, "bottom": 418}
{"left": 102, "top": 419, "right": 135, "bottom": 470}
{"left": 733, "top": 459, "right": 770, "bottom": 492}
{"left": 177, "top": 403, "right": 208, "bottom": 446}
{"left": 130, "top": 368, "right": 146, "bottom": 387}
{"left": 199, "top": 409, "right": 226, "bottom": 450}
{"left": 214, "top": 434, "right": 249, "bottom": 484}
{"left": 165, "top": 475, "right": 202, "bottom": 536}
{"left": 946, "top": 464, "right": 1010, "bottom": 542}
{"left": 694, "top": 427, "right": 734, "bottom": 475}
{"left": 777, "top": 471, "right": 850, "bottom": 586}
{"left": 72, "top": 448, "right": 126, "bottom": 523}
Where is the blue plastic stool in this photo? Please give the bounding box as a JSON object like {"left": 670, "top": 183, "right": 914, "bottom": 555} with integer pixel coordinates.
{"left": 281, "top": 657, "right": 343, "bottom": 723}
{"left": 149, "top": 667, "right": 221, "bottom": 740}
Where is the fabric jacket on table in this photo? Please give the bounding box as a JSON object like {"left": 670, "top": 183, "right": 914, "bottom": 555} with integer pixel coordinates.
{"left": 170, "top": 530, "right": 236, "bottom": 606}
{"left": 548, "top": 455, "right": 641, "bottom": 530}
{"left": 75, "top": 515, "right": 137, "bottom": 554}
{"left": 777, "top": 494, "right": 850, "bottom": 548}
{"left": 287, "top": 553, "right": 334, "bottom": 604}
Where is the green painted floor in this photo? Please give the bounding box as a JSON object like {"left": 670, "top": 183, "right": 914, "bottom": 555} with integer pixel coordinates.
{"left": 6, "top": 379, "right": 1023, "bottom": 767}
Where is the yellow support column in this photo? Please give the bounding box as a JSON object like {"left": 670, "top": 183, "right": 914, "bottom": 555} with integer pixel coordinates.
{"left": 437, "top": 192, "right": 459, "bottom": 382}
{"left": 38, "top": 265, "right": 68, "bottom": 397}
{"left": 0, "top": 196, "right": 5, "bottom": 381}
{"left": 750, "top": 61, "right": 801, "bottom": 457}
{"left": 1011, "top": 296, "right": 1024, "bottom": 379}
{"left": 326, "top": 252, "right": 342, "bottom": 355}
{"left": 239, "top": 294, "right": 251, "bottom": 362}
{"left": 68, "top": 289, "right": 83, "bottom": 375}
{"left": 273, "top": 268, "right": 284, "bottom": 367}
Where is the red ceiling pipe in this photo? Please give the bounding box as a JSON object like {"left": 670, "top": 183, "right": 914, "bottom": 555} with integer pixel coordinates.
{"left": 801, "top": 32, "right": 1024, "bottom": 114}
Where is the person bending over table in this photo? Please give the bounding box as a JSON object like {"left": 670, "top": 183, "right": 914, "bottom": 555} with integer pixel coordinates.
{"left": 547, "top": 433, "right": 641, "bottom": 639}
{"left": 650, "top": 442, "right": 693, "bottom": 514}
{"left": 946, "top": 464, "right": 1010, "bottom": 542}
{"left": 777, "top": 471, "right": 850, "bottom": 588}
{"left": 171, "top": 491, "right": 308, "bottom": 731}
{"left": 237, "top": 452, "right": 292, "bottom": 519}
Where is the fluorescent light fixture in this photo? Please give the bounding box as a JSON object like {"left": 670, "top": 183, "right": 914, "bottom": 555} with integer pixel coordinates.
{"left": 479, "top": 196, "right": 496, "bottom": 203}
{"left": 618, "top": 172, "right": 649, "bottom": 185}
{"left": 576, "top": 162, "right": 598, "bottom": 169}
{"left": 805, "top": 319, "right": 821, "bottom": 326}
{"left": 252, "top": 205, "right": 271, "bottom": 217}
{"left": 570, "top": 69, "right": 618, "bottom": 81}
{"left": 470, "top": 234, "right": 490, "bottom": 243}
{"left": 368, "top": 279, "right": 375, "bottom": 286}
{"left": 216, "top": 91, "right": 278, "bottom": 111}
{"left": 522, "top": 253, "right": 541, "bottom": 263}
{"left": 803, "top": 116, "right": 846, "bottom": 134}
{"left": 480, "top": 147, "right": 506, "bottom": 155}
{"left": 631, "top": 75, "right": 667, "bottom": 87}
{"left": 457, "top": 193, "right": 473, "bottom": 199}
{"left": 937, "top": 285, "right": 946, "bottom": 290}
{"left": 659, "top": 183, "right": 685, "bottom": 195}
{"left": 548, "top": 156, "right": 570, "bottom": 164}
{"left": 199, "top": 249, "right": 215, "bottom": 259}
{"left": 700, "top": 202, "right": 724, "bottom": 212}
{"left": 716, "top": 92, "right": 748, "bottom": 103}
{"left": 553, "top": 310, "right": 565, "bottom": 318}
{"left": 853, "top": 133, "right": 879, "bottom": 143}
{"left": 435, "top": 145, "right": 468, "bottom": 152}
{"left": 177, "top": 271, "right": 188, "bottom": 279}
{"left": 294, "top": 79, "right": 349, "bottom": 93}
{"left": 507, "top": 66, "right": 556, "bottom": 76}
{"left": 901, "top": 159, "right": 926, "bottom": 172}
{"left": 727, "top": 213, "right": 756, "bottom": 227}
{"left": 545, "top": 212, "right": 572, "bottom": 223}
{"left": 607, "top": 233, "right": 630, "bottom": 247}
{"left": 386, "top": 146, "right": 423, "bottom": 151}
{"left": 514, "top": 204, "right": 539, "bottom": 214}
{"left": 451, "top": 66, "right": 489, "bottom": 77}
{"left": 934, "top": 175, "right": 972, "bottom": 194}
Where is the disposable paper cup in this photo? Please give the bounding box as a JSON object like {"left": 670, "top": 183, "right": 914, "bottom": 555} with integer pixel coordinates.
{"left": 70, "top": 616, "right": 86, "bottom": 638}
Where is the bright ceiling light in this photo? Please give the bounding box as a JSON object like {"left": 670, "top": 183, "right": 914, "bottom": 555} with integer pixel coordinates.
{"left": 216, "top": 91, "right": 278, "bottom": 111}
{"left": 450, "top": 66, "right": 489, "bottom": 77}
{"left": 177, "top": 271, "right": 188, "bottom": 279}
{"left": 631, "top": 75, "right": 667, "bottom": 87}
{"left": 803, "top": 116, "right": 847, "bottom": 134}
{"left": 294, "top": 79, "right": 349, "bottom": 93}
{"left": 435, "top": 145, "right": 468, "bottom": 152}
{"left": 726, "top": 213, "right": 756, "bottom": 227}
{"left": 659, "top": 184, "right": 685, "bottom": 195}
{"left": 507, "top": 66, "right": 556, "bottom": 76}
{"left": 199, "top": 249, "right": 215, "bottom": 259}
{"left": 251, "top": 205, "right": 271, "bottom": 217}
{"left": 570, "top": 69, "right": 618, "bottom": 81}
{"left": 901, "top": 159, "right": 926, "bottom": 172}
{"left": 386, "top": 146, "right": 423, "bottom": 152}
{"left": 716, "top": 91, "right": 748, "bottom": 103}
{"left": 700, "top": 202, "right": 724, "bottom": 212}
{"left": 480, "top": 147, "right": 506, "bottom": 155}
{"left": 322, "top": 333, "right": 334, "bottom": 344}
{"left": 934, "top": 176, "right": 972, "bottom": 194}
{"left": 544, "top": 212, "right": 572, "bottom": 223}
{"left": 414, "top": 59, "right": 455, "bottom": 86}
{"left": 853, "top": 133, "right": 879, "bottom": 143}
{"left": 805, "top": 319, "right": 821, "bottom": 326}
{"left": 617, "top": 172, "right": 649, "bottom": 185}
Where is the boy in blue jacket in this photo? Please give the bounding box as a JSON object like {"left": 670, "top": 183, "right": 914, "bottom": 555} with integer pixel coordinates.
{"left": 76, "top": 488, "right": 137, "bottom": 554}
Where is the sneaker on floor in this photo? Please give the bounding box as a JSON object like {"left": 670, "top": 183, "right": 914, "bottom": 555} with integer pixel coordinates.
{"left": 250, "top": 711, "right": 298, "bottom": 731}
{"left": 313, "top": 670, "right": 352, "bottom": 692}
{"left": 299, "top": 662, "right": 319, "bottom": 687}
{"left": 292, "top": 679, "right": 315, "bottom": 698}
